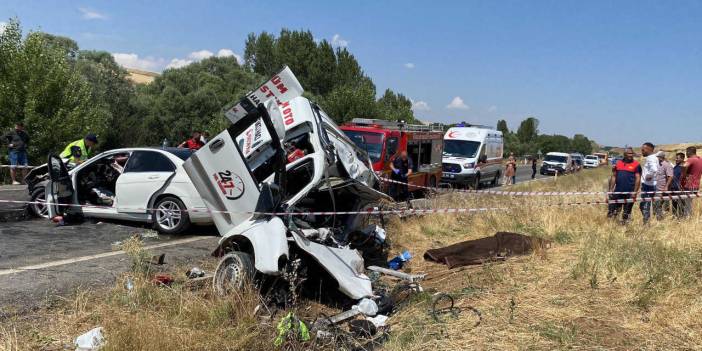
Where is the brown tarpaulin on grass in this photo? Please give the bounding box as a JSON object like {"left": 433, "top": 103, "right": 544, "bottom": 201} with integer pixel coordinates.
{"left": 423, "top": 232, "right": 549, "bottom": 269}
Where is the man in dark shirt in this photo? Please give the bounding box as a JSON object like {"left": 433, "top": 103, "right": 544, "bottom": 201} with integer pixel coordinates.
{"left": 671, "top": 152, "right": 685, "bottom": 218}
{"left": 390, "top": 151, "right": 413, "bottom": 201}
{"left": 4, "top": 122, "right": 30, "bottom": 185}
{"left": 531, "top": 157, "right": 537, "bottom": 179}
{"left": 607, "top": 148, "right": 641, "bottom": 224}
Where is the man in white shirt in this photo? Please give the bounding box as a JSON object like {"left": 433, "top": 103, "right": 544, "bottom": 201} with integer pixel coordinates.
{"left": 639, "top": 142, "right": 659, "bottom": 224}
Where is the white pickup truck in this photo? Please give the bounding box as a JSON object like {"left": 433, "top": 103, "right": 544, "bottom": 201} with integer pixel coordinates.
{"left": 183, "top": 67, "right": 391, "bottom": 301}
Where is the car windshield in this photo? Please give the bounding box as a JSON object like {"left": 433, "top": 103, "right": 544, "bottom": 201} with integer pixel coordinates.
{"left": 585, "top": 156, "right": 597, "bottom": 160}
{"left": 443, "top": 140, "right": 480, "bottom": 158}
{"left": 164, "top": 148, "right": 193, "bottom": 161}
{"left": 545, "top": 155, "right": 568, "bottom": 163}
{"left": 343, "top": 130, "right": 384, "bottom": 163}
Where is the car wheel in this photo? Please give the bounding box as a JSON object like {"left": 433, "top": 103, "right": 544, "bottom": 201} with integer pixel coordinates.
{"left": 213, "top": 251, "right": 255, "bottom": 295}
{"left": 29, "top": 187, "right": 49, "bottom": 218}
{"left": 471, "top": 174, "right": 481, "bottom": 190}
{"left": 153, "top": 196, "right": 191, "bottom": 234}
{"left": 491, "top": 171, "right": 500, "bottom": 187}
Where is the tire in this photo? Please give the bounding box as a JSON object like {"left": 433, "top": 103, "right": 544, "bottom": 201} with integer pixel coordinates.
{"left": 29, "top": 187, "right": 49, "bottom": 218}
{"left": 213, "top": 251, "right": 255, "bottom": 295}
{"left": 153, "top": 196, "right": 191, "bottom": 234}
{"left": 491, "top": 171, "right": 500, "bottom": 187}
{"left": 471, "top": 174, "right": 481, "bottom": 190}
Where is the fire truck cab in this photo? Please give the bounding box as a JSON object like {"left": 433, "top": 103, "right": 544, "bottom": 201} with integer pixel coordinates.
{"left": 340, "top": 118, "right": 444, "bottom": 194}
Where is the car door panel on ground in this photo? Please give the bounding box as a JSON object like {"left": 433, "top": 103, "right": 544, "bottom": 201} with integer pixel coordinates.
{"left": 116, "top": 151, "right": 176, "bottom": 213}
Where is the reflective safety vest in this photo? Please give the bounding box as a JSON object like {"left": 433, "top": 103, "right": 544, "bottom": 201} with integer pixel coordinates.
{"left": 60, "top": 139, "right": 92, "bottom": 163}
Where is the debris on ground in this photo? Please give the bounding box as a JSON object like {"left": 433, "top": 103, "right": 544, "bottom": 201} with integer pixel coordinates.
{"left": 388, "top": 250, "right": 412, "bottom": 270}
{"left": 150, "top": 253, "right": 166, "bottom": 265}
{"left": 186, "top": 267, "right": 205, "bottom": 278}
{"left": 151, "top": 274, "right": 174, "bottom": 286}
{"left": 74, "top": 327, "right": 104, "bottom": 351}
{"left": 139, "top": 229, "right": 159, "bottom": 239}
{"left": 424, "top": 231, "right": 551, "bottom": 268}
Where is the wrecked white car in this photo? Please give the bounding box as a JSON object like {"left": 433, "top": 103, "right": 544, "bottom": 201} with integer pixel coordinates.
{"left": 183, "top": 67, "right": 391, "bottom": 301}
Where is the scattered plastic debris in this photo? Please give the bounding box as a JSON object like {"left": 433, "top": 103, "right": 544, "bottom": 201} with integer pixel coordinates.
{"left": 149, "top": 253, "right": 165, "bottom": 265}
{"left": 186, "top": 267, "right": 205, "bottom": 279}
{"left": 349, "top": 319, "right": 377, "bottom": 338}
{"left": 74, "top": 327, "right": 104, "bottom": 351}
{"left": 388, "top": 250, "right": 412, "bottom": 270}
{"left": 354, "top": 298, "right": 378, "bottom": 317}
{"left": 366, "top": 314, "right": 389, "bottom": 328}
{"left": 125, "top": 277, "right": 134, "bottom": 292}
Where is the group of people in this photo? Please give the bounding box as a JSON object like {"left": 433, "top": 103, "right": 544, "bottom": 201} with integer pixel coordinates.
{"left": 607, "top": 143, "right": 702, "bottom": 224}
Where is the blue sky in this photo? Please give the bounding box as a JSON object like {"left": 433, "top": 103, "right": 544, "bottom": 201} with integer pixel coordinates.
{"left": 2, "top": 0, "right": 701, "bottom": 146}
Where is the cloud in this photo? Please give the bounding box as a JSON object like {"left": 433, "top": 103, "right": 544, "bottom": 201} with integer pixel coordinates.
{"left": 79, "top": 7, "right": 107, "bottom": 20}
{"left": 446, "top": 96, "right": 469, "bottom": 110}
{"left": 0, "top": 22, "right": 6, "bottom": 35}
{"left": 112, "top": 53, "right": 166, "bottom": 71}
{"left": 411, "top": 99, "right": 431, "bottom": 112}
{"left": 487, "top": 105, "right": 497, "bottom": 113}
{"left": 114, "top": 48, "right": 244, "bottom": 71}
{"left": 216, "top": 48, "right": 243, "bottom": 64}
{"left": 331, "top": 34, "right": 348, "bottom": 47}
{"left": 404, "top": 63, "right": 415, "bottom": 69}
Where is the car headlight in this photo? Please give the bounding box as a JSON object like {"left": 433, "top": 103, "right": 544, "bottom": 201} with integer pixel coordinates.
{"left": 463, "top": 162, "right": 475, "bottom": 169}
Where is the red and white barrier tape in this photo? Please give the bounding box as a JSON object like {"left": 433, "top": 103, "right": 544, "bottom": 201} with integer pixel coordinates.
{"left": 0, "top": 165, "right": 35, "bottom": 169}
{"left": 380, "top": 177, "right": 694, "bottom": 196}
{"left": 0, "top": 199, "right": 507, "bottom": 216}
{"left": 1, "top": 190, "right": 699, "bottom": 217}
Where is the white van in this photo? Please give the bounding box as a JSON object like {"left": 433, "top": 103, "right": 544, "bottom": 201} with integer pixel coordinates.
{"left": 540, "top": 152, "right": 572, "bottom": 175}
{"left": 441, "top": 126, "right": 503, "bottom": 189}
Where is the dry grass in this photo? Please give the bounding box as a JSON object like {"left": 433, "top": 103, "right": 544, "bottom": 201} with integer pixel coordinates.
{"left": 382, "top": 168, "right": 702, "bottom": 350}
{"left": 3, "top": 168, "right": 702, "bottom": 350}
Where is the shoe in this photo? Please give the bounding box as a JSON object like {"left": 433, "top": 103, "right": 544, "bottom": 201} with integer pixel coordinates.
{"left": 12, "top": 181, "right": 20, "bottom": 185}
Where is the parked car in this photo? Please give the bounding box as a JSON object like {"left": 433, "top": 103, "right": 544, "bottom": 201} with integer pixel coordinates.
{"left": 42, "top": 147, "right": 212, "bottom": 234}
{"left": 583, "top": 155, "right": 600, "bottom": 168}
{"left": 540, "top": 152, "right": 572, "bottom": 175}
{"left": 183, "top": 67, "right": 390, "bottom": 301}
{"left": 441, "top": 126, "right": 503, "bottom": 189}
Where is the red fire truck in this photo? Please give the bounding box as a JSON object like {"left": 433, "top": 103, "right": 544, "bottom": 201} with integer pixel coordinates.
{"left": 340, "top": 118, "right": 444, "bottom": 194}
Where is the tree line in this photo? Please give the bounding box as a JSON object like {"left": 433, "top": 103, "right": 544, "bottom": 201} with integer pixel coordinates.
{"left": 0, "top": 20, "right": 414, "bottom": 164}
{"left": 497, "top": 118, "right": 596, "bottom": 157}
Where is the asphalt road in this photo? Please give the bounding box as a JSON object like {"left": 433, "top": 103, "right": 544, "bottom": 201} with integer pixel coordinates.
{"left": 0, "top": 219, "right": 219, "bottom": 317}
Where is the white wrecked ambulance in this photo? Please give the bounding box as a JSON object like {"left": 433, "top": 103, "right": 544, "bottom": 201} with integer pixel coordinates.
{"left": 183, "top": 67, "right": 390, "bottom": 301}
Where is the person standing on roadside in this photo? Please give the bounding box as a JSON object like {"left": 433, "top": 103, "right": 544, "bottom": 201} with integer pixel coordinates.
{"left": 639, "top": 142, "right": 659, "bottom": 224}
{"left": 531, "top": 157, "right": 537, "bottom": 179}
{"left": 607, "top": 148, "right": 641, "bottom": 224}
{"left": 681, "top": 146, "right": 702, "bottom": 218}
{"left": 653, "top": 151, "right": 673, "bottom": 220}
{"left": 390, "top": 150, "right": 413, "bottom": 201}
{"left": 4, "top": 122, "right": 30, "bottom": 185}
{"left": 506, "top": 152, "right": 517, "bottom": 185}
{"left": 671, "top": 152, "right": 685, "bottom": 217}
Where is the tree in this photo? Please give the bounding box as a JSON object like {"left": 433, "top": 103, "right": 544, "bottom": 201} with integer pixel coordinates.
{"left": 376, "top": 89, "right": 414, "bottom": 123}
{"left": 319, "top": 78, "right": 377, "bottom": 124}
{"left": 516, "top": 117, "right": 539, "bottom": 155}
{"left": 496, "top": 119, "right": 509, "bottom": 135}
{"left": 0, "top": 19, "right": 109, "bottom": 162}
{"left": 244, "top": 31, "right": 277, "bottom": 77}
{"left": 537, "top": 134, "right": 571, "bottom": 154}
{"left": 571, "top": 134, "right": 593, "bottom": 155}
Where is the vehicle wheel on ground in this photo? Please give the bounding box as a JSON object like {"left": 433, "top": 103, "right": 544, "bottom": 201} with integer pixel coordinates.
{"left": 29, "top": 187, "right": 49, "bottom": 218}
{"left": 213, "top": 251, "right": 255, "bottom": 295}
{"left": 153, "top": 196, "right": 191, "bottom": 234}
{"left": 471, "top": 174, "right": 481, "bottom": 190}
{"left": 491, "top": 172, "right": 500, "bottom": 187}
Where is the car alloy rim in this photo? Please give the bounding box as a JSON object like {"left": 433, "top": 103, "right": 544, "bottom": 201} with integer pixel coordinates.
{"left": 34, "top": 192, "right": 48, "bottom": 218}
{"left": 156, "top": 200, "right": 182, "bottom": 230}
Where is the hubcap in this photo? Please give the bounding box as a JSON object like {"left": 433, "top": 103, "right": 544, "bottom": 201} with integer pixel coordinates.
{"left": 156, "top": 200, "right": 182, "bottom": 230}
